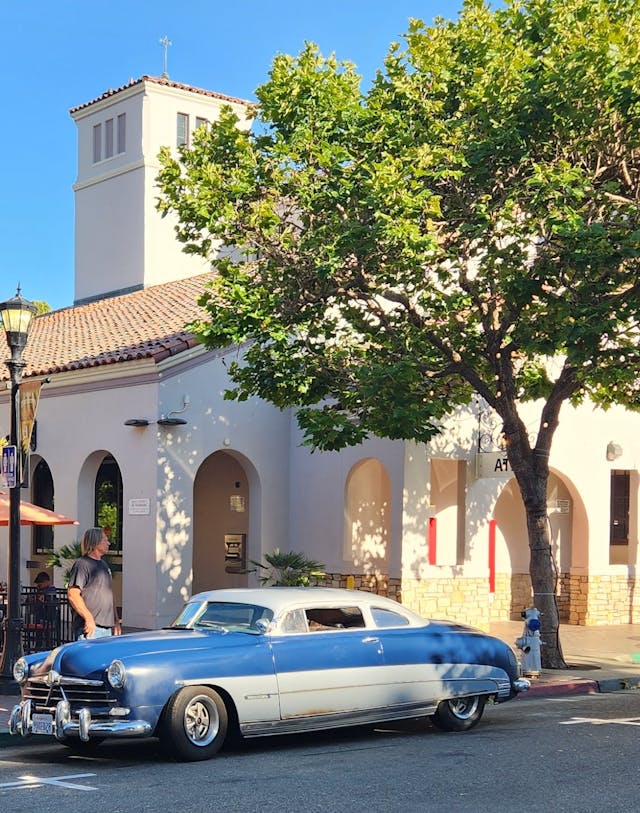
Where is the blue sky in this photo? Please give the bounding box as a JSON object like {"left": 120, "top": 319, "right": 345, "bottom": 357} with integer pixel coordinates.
{"left": 0, "top": 1, "right": 465, "bottom": 311}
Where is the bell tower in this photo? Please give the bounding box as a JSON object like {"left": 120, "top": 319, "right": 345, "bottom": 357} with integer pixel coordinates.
{"left": 70, "top": 76, "right": 249, "bottom": 305}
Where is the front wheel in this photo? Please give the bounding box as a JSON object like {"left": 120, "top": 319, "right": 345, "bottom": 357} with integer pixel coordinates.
{"left": 431, "top": 695, "right": 486, "bottom": 732}
{"left": 159, "top": 686, "right": 228, "bottom": 761}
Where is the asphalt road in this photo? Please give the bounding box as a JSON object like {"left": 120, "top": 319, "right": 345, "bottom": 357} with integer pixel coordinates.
{"left": 1, "top": 692, "right": 639, "bottom": 813}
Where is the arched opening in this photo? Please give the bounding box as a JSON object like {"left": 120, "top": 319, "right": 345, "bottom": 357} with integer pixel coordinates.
{"left": 95, "top": 456, "right": 123, "bottom": 554}
{"left": 493, "top": 469, "right": 588, "bottom": 621}
{"left": 32, "top": 458, "right": 54, "bottom": 558}
{"left": 77, "top": 452, "right": 123, "bottom": 612}
{"left": 344, "top": 458, "right": 390, "bottom": 573}
{"left": 192, "top": 451, "right": 251, "bottom": 593}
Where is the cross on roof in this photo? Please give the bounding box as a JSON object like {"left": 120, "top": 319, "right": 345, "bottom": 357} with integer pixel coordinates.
{"left": 160, "top": 35, "right": 172, "bottom": 79}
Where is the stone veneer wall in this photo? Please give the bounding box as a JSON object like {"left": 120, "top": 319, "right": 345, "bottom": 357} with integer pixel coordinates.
{"left": 325, "top": 571, "right": 640, "bottom": 627}
{"left": 400, "top": 577, "right": 491, "bottom": 630}
{"left": 578, "top": 574, "right": 640, "bottom": 625}
{"left": 323, "top": 573, "right": 402, "bottom": 602}
{"left": 326, "top": 573, "right": 491, "bottom": 630}
{"left": 489, "top": 574, "right": 533, "bottom": 621}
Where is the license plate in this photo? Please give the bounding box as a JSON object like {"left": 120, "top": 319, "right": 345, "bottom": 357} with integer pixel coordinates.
{"left": 31, "top": 713, "right": 53, "bottom": 735}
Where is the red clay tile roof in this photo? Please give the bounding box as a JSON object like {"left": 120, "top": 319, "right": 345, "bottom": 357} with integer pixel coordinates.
{"left": 69, "top": 75, "right": 252, "bottom": 115}
{"left": 0, "top": 274, "right": 213, "bottom": 382}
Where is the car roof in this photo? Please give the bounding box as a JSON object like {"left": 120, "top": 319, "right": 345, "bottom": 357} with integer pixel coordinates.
{"left": 189, "top": 587, "right": 426, "bottom": 624}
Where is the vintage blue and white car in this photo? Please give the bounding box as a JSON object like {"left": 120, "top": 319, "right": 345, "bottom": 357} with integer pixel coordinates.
{"left": 9, "top": 588, "right": 529, "bottom": 761}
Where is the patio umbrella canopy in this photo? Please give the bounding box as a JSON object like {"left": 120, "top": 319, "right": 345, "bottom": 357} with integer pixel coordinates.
{"left": 0, "top": 491, "right": 78, "bottom": 526}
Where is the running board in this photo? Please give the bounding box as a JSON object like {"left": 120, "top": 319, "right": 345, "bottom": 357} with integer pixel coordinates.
{"left": 240, "top": 701, "right": 440, "bottom": 738}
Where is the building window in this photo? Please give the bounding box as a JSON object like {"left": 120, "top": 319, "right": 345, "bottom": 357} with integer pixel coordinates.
{"left": 177, "top": 112, "right": 189, "bottom": 147}
{"left": 93, "top": 123, "right": 102, "bottom": 163}
{"left": 105, "top": 118, "right": 114, "bottom": 159}
{"left": 195, "top": 117, "right": 209, "bottom": 131}
{"left": 95, "top": 456, "right": 123, "bottom": 554}
{"left": 610, "top": 470, "right": 630, "bottom": 546}
{"left": 117, "top": 113, "right": 126, "bottom": 153}
{"left": 32, "top": 460, "right": 54, "bottom": 554}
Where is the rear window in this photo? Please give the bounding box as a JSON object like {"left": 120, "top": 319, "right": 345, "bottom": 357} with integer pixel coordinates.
{"left": 371, "top": 607, "right": 411, "bottom": 628}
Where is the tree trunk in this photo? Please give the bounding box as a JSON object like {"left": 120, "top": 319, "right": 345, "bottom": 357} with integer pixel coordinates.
{"left": 525, "top": 504, "right": 566, "bottom": 669}
{"left": 500, "top": 402, "right": 568, "bottom": 670}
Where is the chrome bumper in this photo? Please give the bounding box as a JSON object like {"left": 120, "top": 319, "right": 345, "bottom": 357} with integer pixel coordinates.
{"left": 514, "top": 678, "right": 531, "bottom": 693}
{"left": 9, "top": 699, "right": 152, "bottom": 741}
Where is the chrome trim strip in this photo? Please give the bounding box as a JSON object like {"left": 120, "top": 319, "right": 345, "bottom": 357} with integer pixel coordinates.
{"left": 241, "top": 701, "right": 439, "bottom": 737}
{"left": 30, "top": 675, "right": 104, "bottom": 688}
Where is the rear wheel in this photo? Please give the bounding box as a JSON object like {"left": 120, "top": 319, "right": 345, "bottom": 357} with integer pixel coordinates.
{"left": 431, "top": 695, "right": 486, "bottom": 732}
{"left": 159, "top": 686, "right": 228, "bottom": 761}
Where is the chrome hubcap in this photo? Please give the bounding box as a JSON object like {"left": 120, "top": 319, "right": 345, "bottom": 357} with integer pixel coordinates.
{"left": 184, "top": 696, "right": 219, "bottom": 746}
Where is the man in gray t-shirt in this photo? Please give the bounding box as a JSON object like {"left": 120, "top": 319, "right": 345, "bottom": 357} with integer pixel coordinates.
{"left": 67, "top": 527, "right": 122, "bottom": 640}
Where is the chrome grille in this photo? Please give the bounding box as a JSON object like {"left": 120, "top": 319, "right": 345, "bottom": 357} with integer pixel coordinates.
{"left": 24, "top": 676, "right": 115, "bottom": 710}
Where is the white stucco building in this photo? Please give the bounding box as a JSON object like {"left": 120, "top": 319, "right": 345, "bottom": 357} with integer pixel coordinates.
{"left": 1, "top": 75, "right": 639, "bottom": 631}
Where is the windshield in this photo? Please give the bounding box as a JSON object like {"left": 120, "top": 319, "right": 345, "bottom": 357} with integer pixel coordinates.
{"left": 169, "top": 601, "right": 273, "bottom": 634}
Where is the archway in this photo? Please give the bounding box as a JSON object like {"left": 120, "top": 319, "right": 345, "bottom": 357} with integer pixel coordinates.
{"left": 31, "top": 457, "right": 55, "bottom": 560}
{"left": 77, "top": 451, "right": 123, "bottom": 611}
{"left": 493, "top": 469, "right": 588, "bottom": 621}
{"left": 192, "top": 450, "right": 253, "bottom": 593}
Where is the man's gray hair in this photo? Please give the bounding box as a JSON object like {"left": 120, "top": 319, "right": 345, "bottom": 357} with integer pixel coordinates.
{"left": 81, "top": 527, "right": 105, "bottom": 556}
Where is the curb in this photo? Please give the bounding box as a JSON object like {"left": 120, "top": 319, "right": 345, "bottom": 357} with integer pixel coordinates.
{"left": 520, "top": 674, "right": 640, "bottom": 698}
{"left": 521, "top": 678, "right": 600, "bottom": 698}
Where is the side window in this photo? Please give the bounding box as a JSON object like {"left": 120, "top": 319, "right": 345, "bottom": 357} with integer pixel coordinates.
{"left": 93, "top": 123, "right": 102, "bottom": 163}
{"left": 279, "top": 608, "right": 308, "bottom": 634}
{"left": 117, "top": 113, "right": 126, "bottom": 154}
{"left": 371, "top": 608, "right": 410, "bottom": 628}
{"left": 306, "top": 606, "right": 365, "bottom": 631}
{"left": 177, "top": 112, "right": 189, "bottom": 147}
{"left": 105, "top": 118, "right": 114, "bottom": 158}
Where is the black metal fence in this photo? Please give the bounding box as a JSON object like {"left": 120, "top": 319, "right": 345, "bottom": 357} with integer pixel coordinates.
{"left": 0, "top": 587, "right": 75, "bottom": 655}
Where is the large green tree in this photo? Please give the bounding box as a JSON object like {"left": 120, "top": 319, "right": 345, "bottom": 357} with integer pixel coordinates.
{"left": 158, "top": 0, "right": 640, "bottom": 667}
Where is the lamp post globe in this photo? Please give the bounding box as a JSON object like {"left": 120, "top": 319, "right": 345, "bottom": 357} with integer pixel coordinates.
{"left": 0, "top": 287, "right": 37, "bottom": 683}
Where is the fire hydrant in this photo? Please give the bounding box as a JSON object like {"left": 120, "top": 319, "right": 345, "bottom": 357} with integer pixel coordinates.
{"left": 515, "top": 606, "right": 543, "bottom": 676}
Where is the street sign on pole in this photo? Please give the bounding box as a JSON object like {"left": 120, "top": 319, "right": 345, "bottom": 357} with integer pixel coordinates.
{"left": 2, "top": 445, "right": 17, "bottom": 488}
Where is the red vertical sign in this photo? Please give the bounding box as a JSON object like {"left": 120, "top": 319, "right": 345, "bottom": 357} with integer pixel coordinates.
{"left": 428, "top": 517, "right": 437, "bottom": 566}
{"left": 488, "top": 519, "right": 497, "bottom": 593}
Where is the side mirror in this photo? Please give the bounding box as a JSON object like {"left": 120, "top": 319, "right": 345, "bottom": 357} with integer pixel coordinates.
{"left": 254, "top": 618, "right": 271, "bottom": 634}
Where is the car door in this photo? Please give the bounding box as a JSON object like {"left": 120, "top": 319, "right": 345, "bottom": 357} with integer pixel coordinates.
{"left": 270, "top": 604, "right": 385, "bottom": 719}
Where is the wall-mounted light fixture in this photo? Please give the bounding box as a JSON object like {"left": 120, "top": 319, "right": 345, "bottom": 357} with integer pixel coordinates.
{"left": 124, "top": 418, "right": 152, "bottom": 427}
{"left": 606, "top": 441, "right": 623, "bottom": 461}
{"left": 157, "top": 394, "right": 190, "bottom": 427}
{"left": 157, "top": 416, "right": 187, "bottom": 427}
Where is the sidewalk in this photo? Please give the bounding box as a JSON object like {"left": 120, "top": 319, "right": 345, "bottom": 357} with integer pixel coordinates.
{"left": 2, "top": 621, "right": 640, "bottom": 744}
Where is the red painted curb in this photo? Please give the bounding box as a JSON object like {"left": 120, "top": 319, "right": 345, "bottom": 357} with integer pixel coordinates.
{"left": 519, "top": 679, "right": 600, "bottom": 698}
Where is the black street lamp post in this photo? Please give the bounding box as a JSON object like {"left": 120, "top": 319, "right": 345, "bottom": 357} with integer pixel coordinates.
{"left": 0, "top": 288, "right": 37, "bottom": 683}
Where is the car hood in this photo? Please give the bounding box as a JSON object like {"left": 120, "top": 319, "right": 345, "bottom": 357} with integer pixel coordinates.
{"left": 32, "top": 628, "right": 256, "bottom": 679}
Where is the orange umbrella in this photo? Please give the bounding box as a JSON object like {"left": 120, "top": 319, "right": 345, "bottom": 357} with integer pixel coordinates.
{"left": 0, "top": 491, "right": 78, "bottom": 526}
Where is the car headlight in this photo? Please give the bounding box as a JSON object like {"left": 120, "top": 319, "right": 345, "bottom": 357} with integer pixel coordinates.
{"left": 13, "top": 657, "right": 28, "bottom": 685}
{"left": 107, "top": 659, "right": 127, "bottom": 688}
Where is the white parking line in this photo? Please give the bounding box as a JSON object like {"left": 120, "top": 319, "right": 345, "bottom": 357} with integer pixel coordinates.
{"left": 560, "top": 716, "right": 640, "bottom": 726}
{"left": 0, "top": 772, "right": 97, "bottom": 791}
